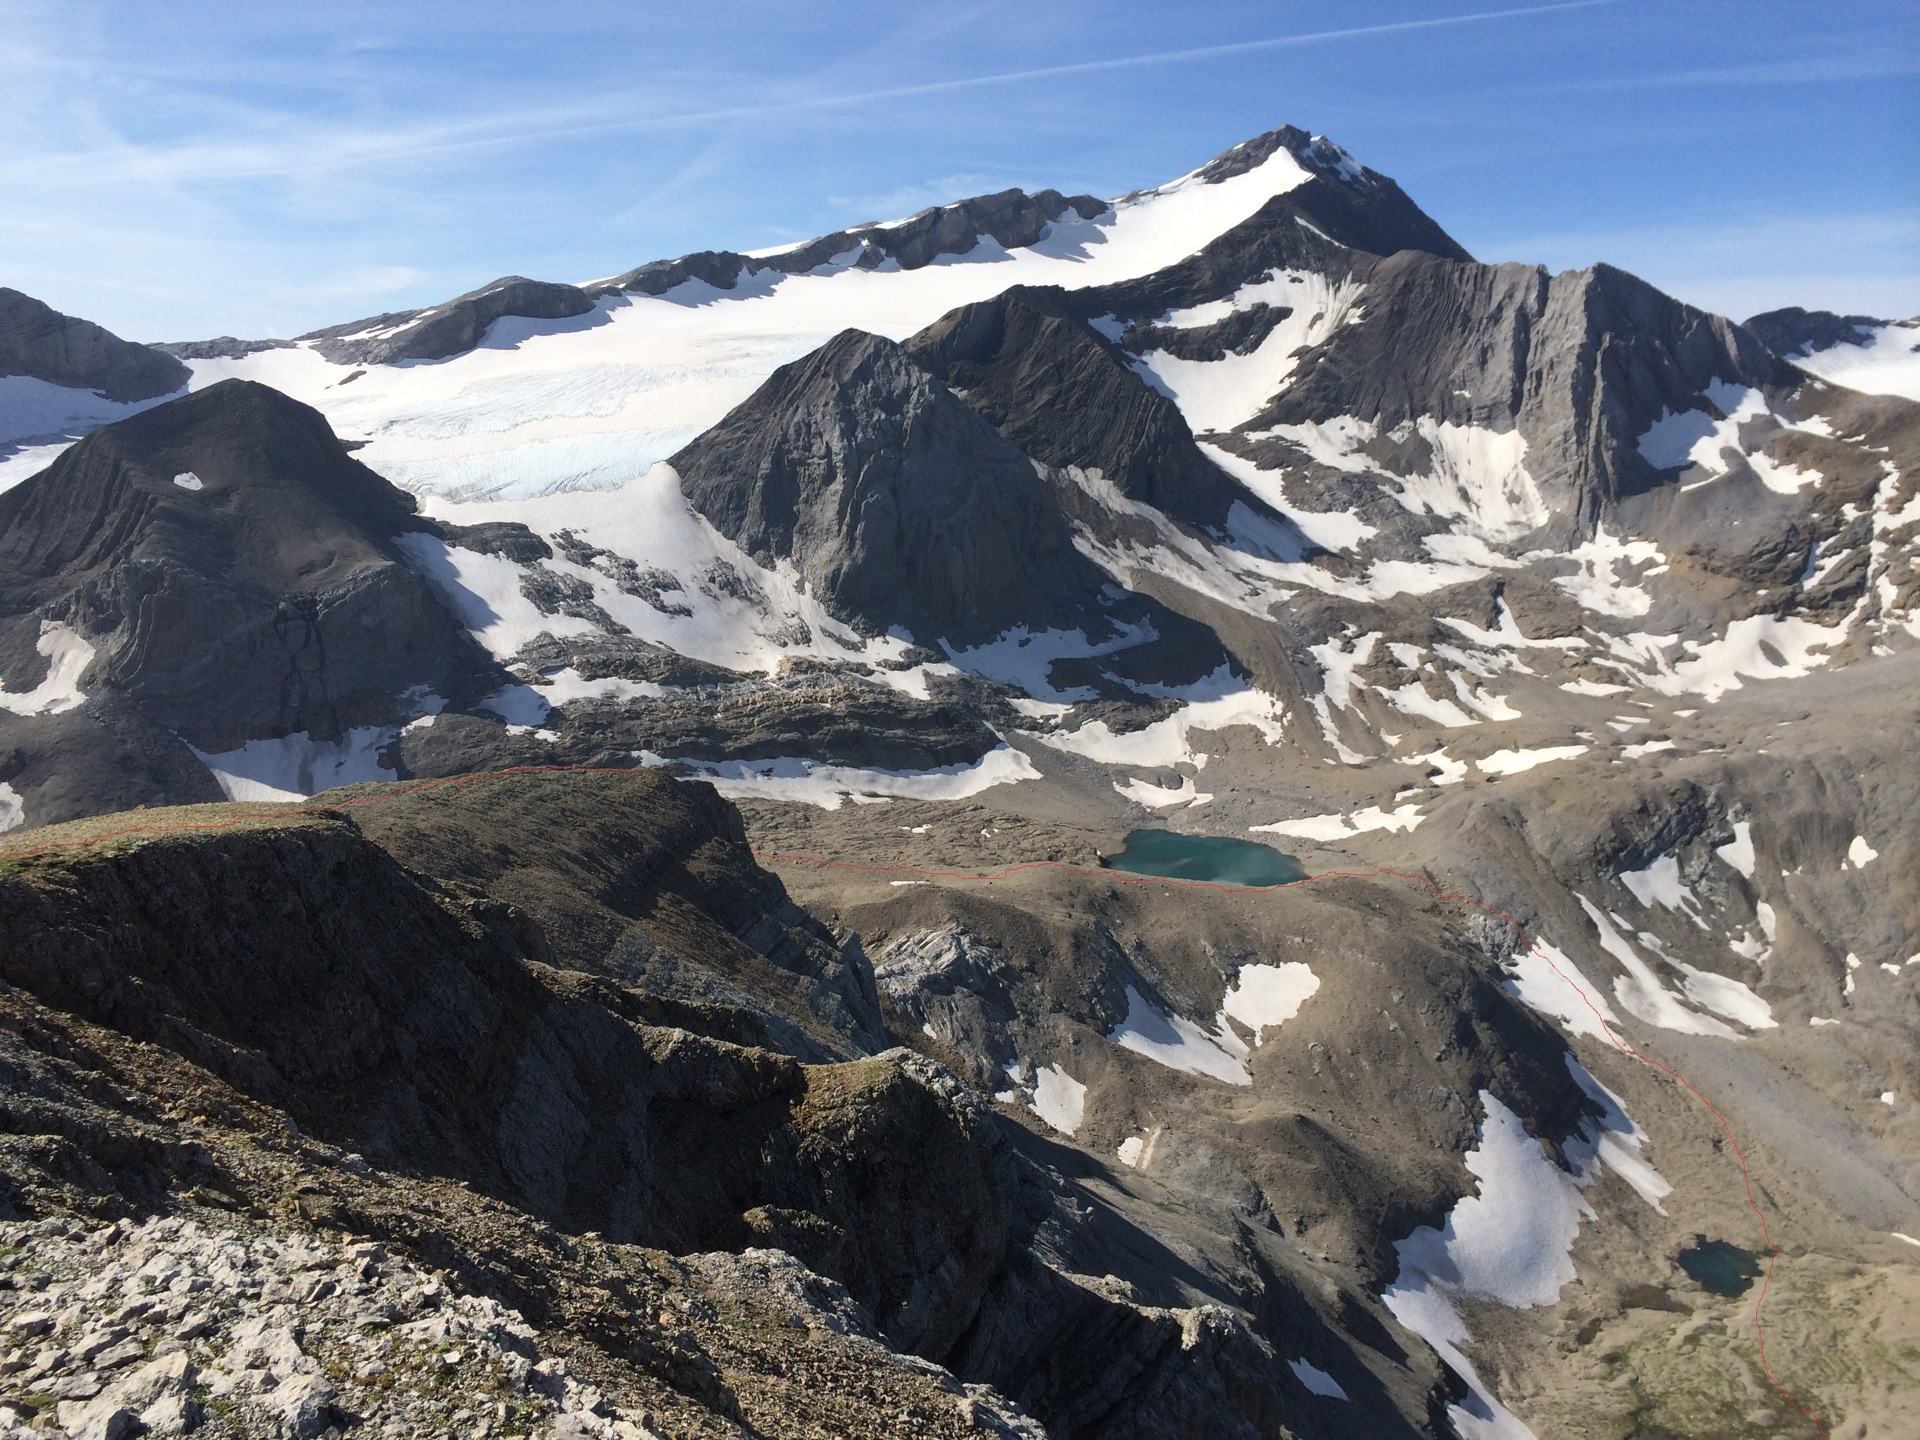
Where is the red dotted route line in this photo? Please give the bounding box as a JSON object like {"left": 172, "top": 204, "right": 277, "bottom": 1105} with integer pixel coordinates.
{"left": 0, "top": 766, "right": 1827, "bottom": 1438}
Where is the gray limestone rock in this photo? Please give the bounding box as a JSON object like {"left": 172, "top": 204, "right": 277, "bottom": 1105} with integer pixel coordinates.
{"left": 905, "top": 285, "right": 1268, "bottom": 531}
{"left": 1743, "top": 305, "right": 1887, "bottom": 357}
{"left": 595, "top": 187, "right": 1107, "bottom": 300}
{"left": 672, "top": 329, "right": 1105, "bottom": 646}
{"left": 0, "top": 288, "right": 188, "bottom": 404}
{"left": 149, "top": 335, "right": 296, "bottom": 362}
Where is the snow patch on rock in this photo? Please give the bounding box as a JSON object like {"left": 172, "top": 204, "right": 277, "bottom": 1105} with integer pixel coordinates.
{"left": 1502, "top": 938, "right": 1620, "bottom": 1041}
{"left": 1114, "top": 774, "right": 1212, "bottom": 808}
{"left": 1617, "top": 855, "right": 1709, "bottom": 928}
{"left": 1288, "top": 1357, "right": 1348, "bottom": 1400}
{"left": 1477, "top": 745, "right": 1587, "bottom": 776}
{"left": 1385, "top": 1071, "right": 1670, "bottom": 1440}
{"left": 1107, "top": 984, "right": 1251, "bottom": 1086}
{"left": 190, "top": 726, "right": 399, "bottom": 802}
{"left": 1221, "top": 963, "right": 1320, "bottom": 1041}
{"left": 1550, "top": 527, "right": 1663, "bottom": 618}
{"left": 0, "top": 621, "right": 96, "bottom": 716}
{"left": 1036, "top": 668, "right": 1284, "bottom": 769}
{"left": 1390, "top": 420, "right": 1548, "bottom": 543}
{"left": 642, "top": 745, "right": 1040, "bottom": 811}
{"left": 1029, "top": 1063, "right": 1087, "bottom": 1135}
{"left": 1576, "top": 897, "right": 1741, "bottom": 1039}
{"left": 1130, "top": 272, "right": 1367, "bottom": 433}
{"left": 1251, "top": 804, "right": 1423, "bottom": 841}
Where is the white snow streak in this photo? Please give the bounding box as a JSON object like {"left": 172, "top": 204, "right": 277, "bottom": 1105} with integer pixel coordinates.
{"left": 1502, "top": 938, "right": 1619, "bottom": 1041}
{"left": 1476, "top": 745, "right": 1587, "bottom": 776}
{"left": 1113, "top": 774, "right": 1212, "bottom": 808}
{"left": 1576, "top": 897, "right": 1740, "bottom": 1039}
{"left": 1287, "top": 1358, "right": 1348, "bottom": 1401}
{"left": 1251, "top": 804, "right": 1423, "bottom": 841}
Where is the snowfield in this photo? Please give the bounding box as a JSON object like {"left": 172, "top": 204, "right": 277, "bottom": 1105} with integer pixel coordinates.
{"left": 1785, "top": 319, "right": 1920, "bottom": 402}
{"left": 172, "top": 143, "right": 1322, "bottom": 503}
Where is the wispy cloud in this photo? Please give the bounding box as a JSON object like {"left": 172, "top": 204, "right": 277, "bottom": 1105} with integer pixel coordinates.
{"left": 6, "top": 0, "right": 1909, "bottom": 341}
{"left": 1546, "top": 50, "right": 1920, "bottom": 92}
{"left": 0, "top": 1, "right": 1617, "bottom": 186}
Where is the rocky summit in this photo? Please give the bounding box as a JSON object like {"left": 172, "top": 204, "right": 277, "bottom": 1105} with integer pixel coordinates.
{"left": 1, "top": 122, "right": 1917, "bottom": 1440}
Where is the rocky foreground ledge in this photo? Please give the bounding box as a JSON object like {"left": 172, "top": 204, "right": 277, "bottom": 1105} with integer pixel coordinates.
{"left": 0, "top": 776, "right": 1411, "bottom": 1439}
{"left": 0, "top": 1212, "right": 1049, "bottom": 1440}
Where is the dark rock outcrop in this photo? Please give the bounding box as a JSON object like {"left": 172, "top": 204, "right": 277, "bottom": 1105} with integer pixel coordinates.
{"left": 302, "top": 276, "right": 598, "bottom": 366}
{"left": 562, "top": 679, "right": 1003, "bottom": 771}
{"left": 1743, "top": 305, "right": 1887, "bottom": 357}
{"left": 0, "top": 287, "right": 189, "bottom": 403}
{"left": 595, "top": 187, "right": 1107, "bottom": 298}
{"left": 1250, "top": 258, "right": 1795, "bottom": 519}
{"left": 0, "top": 777, "right": 1453, "bottom": 1437}
{"left": 150, "top": 335, "right": 297, "bottom": 362}
{"left": 346, "top": 768, "right": 888, "bottom": 1059}
{"left": 672, "top": 319, "right": 1236, "bottom": 680}
{"left": 672, "top": 329, "right": 1110, "bottom": 646}
{"left": 1093, "top": 189, "right": 1799, "bottom": 533}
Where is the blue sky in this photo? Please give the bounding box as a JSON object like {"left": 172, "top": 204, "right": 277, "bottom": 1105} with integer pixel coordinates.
{"left": 2, "top": 0, "right": 1914, "bottom": 341}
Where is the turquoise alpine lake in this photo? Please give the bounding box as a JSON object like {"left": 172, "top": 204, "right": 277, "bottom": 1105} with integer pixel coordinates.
{"left": 1100, "top": 829, "right": 1307, "bottom": 887}
{"left": 1675, "top": 1238, "right": 1762, "bottom": 1297}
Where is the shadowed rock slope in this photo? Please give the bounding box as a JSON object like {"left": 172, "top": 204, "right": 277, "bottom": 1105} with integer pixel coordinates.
{"left": 672, "top": 329, "right": 1100, "bottom": 646}
{"left": 904, "top": 286, "right": 1263, "bottom": 532}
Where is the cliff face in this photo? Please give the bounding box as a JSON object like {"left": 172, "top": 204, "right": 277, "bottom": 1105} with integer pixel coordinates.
{"left": 905, "top": 286, "right": 1260, "bottom": 530}
{"left": 672, "top": 329, "right": 1110, "bottom": 647}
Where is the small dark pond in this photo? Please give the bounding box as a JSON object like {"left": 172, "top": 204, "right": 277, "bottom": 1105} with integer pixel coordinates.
{"left": 1675, "top": 1237, "right": 1763, "bottom": 1297}
{"left": 1101, "top": 829, "right": 1307, "bottom": 888}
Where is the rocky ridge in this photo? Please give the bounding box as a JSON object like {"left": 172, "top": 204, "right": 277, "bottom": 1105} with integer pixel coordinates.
{"left": 0, "top": 290, "right": 187, "bottom": 406}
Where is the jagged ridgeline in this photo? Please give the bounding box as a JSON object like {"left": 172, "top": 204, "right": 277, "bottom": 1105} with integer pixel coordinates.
{"left": 1, "top": 122, "right": 1916, "bottom": 1440}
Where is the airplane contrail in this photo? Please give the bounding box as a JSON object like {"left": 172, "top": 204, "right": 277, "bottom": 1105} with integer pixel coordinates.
{"left": 258, "top": 1, "right": 1629, "bottom": 174}
{"left": 423, "top": 0, "right": 1622, "bottom": 156}
{"left": 0, "top": 1, "right": 1618, "bottom": 184}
